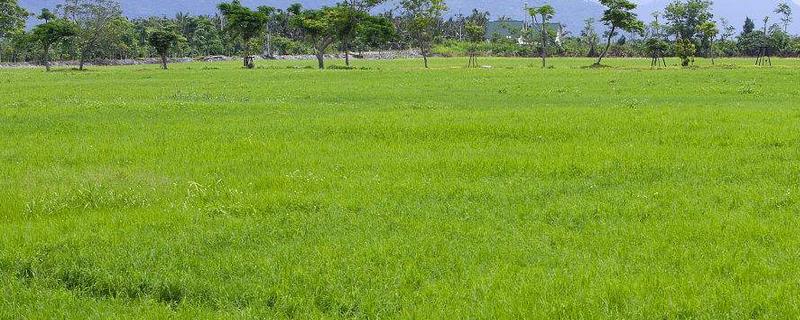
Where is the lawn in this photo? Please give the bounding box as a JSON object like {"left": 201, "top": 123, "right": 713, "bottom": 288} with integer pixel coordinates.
{"left": 1, "top": 57, "right": 799, "bottom": 319}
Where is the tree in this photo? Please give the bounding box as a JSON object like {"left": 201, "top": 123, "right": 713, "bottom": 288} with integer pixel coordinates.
{"left": 464, "top": 21, "right": 483, "bottom": 67}
{"left": 217, "top": 0, "right": 268, "bottom": 68}
{"left": 333, "top": 4, "right": 366, "bottom": 66}
{"left": 256, "top": 6, "right": 276, "bottom": 58}
{"left": 775, "top": 2, "right": 793, "bottom": 33}
{"left": 38, "top": 8, "right": 56, "bottom": 22}
{"left": 698, "top": 21, "right": 718, "bottom": 63}
{"left": 147, "top": 27, "right": 181, "bottom": 69}
{"left": 742, "top": 17, "right": 755, "bottom": 35}
{"left": 645, "top": 37, "right": 668, "bottom": 67}
{"left": 290, "top": 5, "right": 348, "bottom": 69}
{"left": 400, "top": 0, "right": 446, "bottom": 68}
{"left": 595, "top": 0, "right": 644, "bottom": 66}
{"left": 32, "top": 18, "right": 77, "bottom": 71}
{"left": 581, "top": 18, "right": 599, "bottom": 57}
{"left": 675, "top": 38, "right": 696, "bottom": 66}
{"left": 663, "top": 0, "right": 713, "bottom": 43}
{"left": 353, "top": 14, "right": 395, "bottom": 54}
{"left": 59, "top": 0, "right": 125, "bottom": 70}
{"left": 337, "top": 0, "right": 386, "bottom": 66}
{"left": 0, "top": 0, "right": 29, "bottom": 62}
{"left": 719, "top": 17, "right": 734, "bottom": 41}
{"left": 527, "top": 5, "right": 555, "bottom": 68}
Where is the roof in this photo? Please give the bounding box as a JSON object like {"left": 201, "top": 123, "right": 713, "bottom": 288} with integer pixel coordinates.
{"left": 485, "top": 20, "right": 563, "bottom": 39}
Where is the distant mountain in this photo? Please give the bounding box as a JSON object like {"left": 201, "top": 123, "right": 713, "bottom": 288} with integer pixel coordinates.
{"left": 636, "top": 0, "right": 800, "bottom": 33}
{"left": 19, "top": 0, "right": 800, "bottom": 33}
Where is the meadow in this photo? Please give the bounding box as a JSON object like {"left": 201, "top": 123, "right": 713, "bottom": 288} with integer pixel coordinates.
{"left": 1, "top": 57, "right": 799, "bottom": 319}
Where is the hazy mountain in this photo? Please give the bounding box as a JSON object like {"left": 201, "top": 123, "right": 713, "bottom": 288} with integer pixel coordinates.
{"left": 636, "top": 0, "right": 800, "bottom": 33}
{"left": 19, "top": 0, "right": 800, "bottom": 33}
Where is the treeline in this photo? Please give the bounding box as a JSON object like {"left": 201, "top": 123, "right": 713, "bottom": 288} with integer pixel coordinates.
{"left": 0, "top": 0, "right": 798, "bottom": 70}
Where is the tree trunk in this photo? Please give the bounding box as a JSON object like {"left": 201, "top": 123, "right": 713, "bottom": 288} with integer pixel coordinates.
{"left": 344, "top": 39, "right": 350, "bottom": 66}
{"left": 266, "top": 32, "right": 272, "bottom": 57}
{"left": 79, "top": 56, "right": 85, "bottom": 70}
{"left": 423, "top": 51, "right": 429, "bottom": 68}
{"left": 44, "top": 45, "right": 51, "bottom": 72}
{"left": 316, "top": 52, "right": 325, "bottom": 69}
{"left": 161, "top": 54, "right": 168, "bottom": 70}
{"left": 541, "top": 19, "right": 547, "bottom": 68}
{"left": 710, "top": 39, "right": 715, "bottom": 65}
{"left": 596, "top": 26, "right": 615, "bottom": 65}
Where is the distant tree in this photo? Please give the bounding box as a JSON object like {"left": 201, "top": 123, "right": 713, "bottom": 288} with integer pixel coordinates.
{"left": 675, "top": 38, "right": 696, "bottom": 66}
{"left": 217, "top": 0, "right": 268, "bottom": 68}
{"left": 147, "top": 27, "right": 182, "bottom": 69}
{"left": 337, "top": 0, "right": 386, "bottom": 66}
{"left": 663, "top": 0, "right": 713, "bottom": 43}
{"left": 256, "top": 6, "right": 276, "bottom": 57}
{"left": 59, "top": 0, "right": 125, "bottom": 70}
{"left": 646, "top": 11, "right": 664, "bottom": 39}
{"left": 333, "top": 4, "right": 365, "bottom": 66}
{"left": 0, "top": 0, "right": 28, "bottom": 62}
{"left": 698, "top": 21, "right": 718, "bottom": 63}
{"left": 464, "top": 21, "right": 483, "bottom": 67}
{"left": 737, "top": 29, "right": 765, "bottom": 55}
{"left": 527, "top": 4, "right": 555, "bottom": 68}
{"left": 645, "top": 37, "right": 668, "bottom": 67}
{"left": 290, "top": 5, "right": 348, "bottom": 69}
{"left": 768, "top": 24, "right": 792, "bottom": 55}
{"left": 32, "top": 18, "right": 77, "bottom": 71}
{"left": 353, "top": 14, "right": 395, "bottom": 54}
{"left": 581, "top": 18, "right": 599, "bottom": 57}
{"left": 775, "top": 1, "right": 793, "bottom": 33}
{"left": 595, "top": 0, "right": 644, "bottom": 66}
{"left": 37, "top": 8, "right": 56, "bottom": 23}
{"left": 189, "top": 16, "right": 225, "bottom": 56}
{"left": 742, "top": 17, "right": 755, "bottom": 35}
{"left": 400, "top": 0, "right": 447, "bottom": 68}
{"left": 466, "top": 9, "right": 489, "bottom": 27}
{"left": 719, "top": 17, "right": 735, "bottom": 41}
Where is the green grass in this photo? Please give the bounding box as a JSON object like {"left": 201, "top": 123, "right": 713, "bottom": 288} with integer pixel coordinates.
{"left": 1, "top": 57, "right": 799, "bottom": 319}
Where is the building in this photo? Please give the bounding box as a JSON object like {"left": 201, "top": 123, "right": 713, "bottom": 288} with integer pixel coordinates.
{"left": 485, "top": 20, "right": 566, "bottom": 45}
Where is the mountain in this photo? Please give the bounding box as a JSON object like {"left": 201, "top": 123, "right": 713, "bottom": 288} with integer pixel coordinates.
{"left": 19, "top": 0, "right": 800, "bottom": 33}
{"left": 636, "top": 0, "right": 800, "bottom": 33}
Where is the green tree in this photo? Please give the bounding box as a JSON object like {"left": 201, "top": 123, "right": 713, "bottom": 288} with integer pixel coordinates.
{"left": 190, "top": 17, "right": 225, "bottom": 56}
{"left": 38, "top": 8, "right": 56, "bottom": 22}
{"left": 353, "top": 14, "right": 395, "bottom": 54}
{"left": 256, "top": 6, "right": 276, "bottom": 57}
{"left": 768, "top": 24, "right": 792, "bottom": 55}
{"left": 332, "top": 4, "right": 365, "bottom": 66}
{"left": 663, "top": 0, "right": 713, "bottom": 43}
{"left": 775, "top": 2, "right": 793, "bottom": 33}
{"left": 675, "top": 38, "right": 696, "bottom": 66}
{"left": 698, "top": 21, "right": 718, "bottom": 63}
{"left": 645, "top": 37, "right": 668, "bottom": 67}
{"left": 147, "top": 27, "right": 182, "bottom": 69}
{"left": 337, "top": 0, "right": 386, "bottom": 66}
{"left": 218, "top": 0, "right": 268, "bottom": 68}
{"left": 595, "top": 0, "right": 644, "bottom": 65}
{"left": 464, "top": 21, "right": 483, "bottom": 67}
{"left": 581, "top": 18, "right": 599, "bottom": 57}
{"left": 400, "top": 0, "right": 447, "bottom": 68}
{"left": 742, "top": 17, "right": 755, "bottom": 35}
{"left": 527, "top": 4, "right": 555, "bottom": 68}
{"left": 32, "top": 18, "right": 78, "bottom": 71}
{"left": 290, "top": 5, "right": 349, "bottom": 69}
{"left": 59, "top": 0, "right": 125, "bottom": 70}
{"left": 0, "top": 0, "right": 29, "bottom": 62}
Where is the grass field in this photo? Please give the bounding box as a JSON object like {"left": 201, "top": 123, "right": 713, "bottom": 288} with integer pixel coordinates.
{"left": 1, "top": 57, "right": 800, "bottom": 319}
